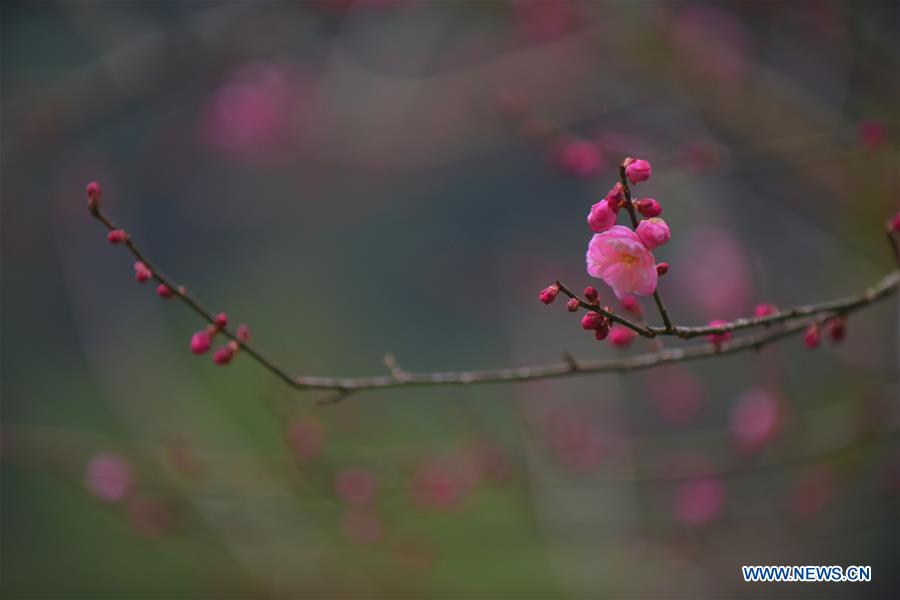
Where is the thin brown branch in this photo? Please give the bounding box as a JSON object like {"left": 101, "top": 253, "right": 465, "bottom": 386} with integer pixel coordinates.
{"left": 89, "top": 202, "right": 899, "bottom": 400}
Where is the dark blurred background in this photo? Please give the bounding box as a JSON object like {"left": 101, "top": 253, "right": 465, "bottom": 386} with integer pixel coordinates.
{"left": 1, "top": 1, "right": 898, "bottom": 598}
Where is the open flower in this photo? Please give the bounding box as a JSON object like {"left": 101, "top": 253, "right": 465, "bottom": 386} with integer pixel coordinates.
{"left": 586, "top": 226, "right": 658, "bottom": 299}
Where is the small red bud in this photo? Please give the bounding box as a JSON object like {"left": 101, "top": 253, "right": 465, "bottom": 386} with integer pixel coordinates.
{"left": 538, "top": 284, "right": 560, "bottom": 305}
{"left": 656, "top": 262, "right": 669, "bottom": 276}
{"left": 86, "top": 181, "right": 101, "bottom": 210}
{"left": 706, "top": 319, "right": 733, "bottom": 348}
{"left": 190, "top": 331, "right": 211, "bottom": 355}
{"left": 214, "top": 313, "right": 228, "bottom": 329}
{"left": 594, "top": 323, "right": 610, "bottom": 340}
{"left": 236, "top": 324, "right": 250, "bottom": 343}
{"left": 133, "top": 261, "right": 151, "bottom": 283}
{"left": 754, "top": 303, "right": 778, "bottom": 318}
{"left": 635, "top": 198, "right": 662, "bottom": 218}
{"left": 583, "top": 286, "right": 598, "bottom": 303}
{"left": 156, "top": 284, "right": 173, "bottom": 298}
{"left": 825, "top": 317, "right": 846, "bottom": 344}
{"left": 107, "top": 229, "right": 127, "bottom": 244}
{"left": 213, "top": 345, "right": 235, "bottom": 365}
{"left": 803, "top": 324, "right": 821, "bottom": 349}
{"left": 565, "top": 298, "right": 579, "bottom": 312}
{"left": 581, "top": 312, "right": 607, "bottom": 331}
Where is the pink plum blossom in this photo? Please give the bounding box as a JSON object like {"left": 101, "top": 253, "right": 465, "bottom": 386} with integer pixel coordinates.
{"left": 609, "top": 325, "right": 635, "bottom": 348}
{"left": 635, "top": 218, "right": 671, "bottom": 250}
{"left": 586, "top": 226, "right": 658, "bottom": 299}
{"left": 85, "top": 453, "right": 133, "bottom": 503}
{"left": 587, "top": 199, "right": 618, "bottom": 233}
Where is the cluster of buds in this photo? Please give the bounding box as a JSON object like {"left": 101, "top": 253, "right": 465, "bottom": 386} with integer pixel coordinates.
{"left": 804, "top": 316, "right": 847, "bottom": 349}
{"left": 585, "top": 158, "right": 671, "bottom": 300}
{"left": 540, "top": 282, "right": 640, "bottom": 349}
{"left": 87, "top": 181, "right": 252, "bottom": 368}
{"left": 189, "top": 313, "right": 251, "bottom": 366}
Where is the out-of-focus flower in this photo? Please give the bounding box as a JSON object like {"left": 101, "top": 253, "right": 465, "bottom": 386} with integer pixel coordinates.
{"left": 825, "top": 316, "right": 847, "bottom": 343}
{"left": 190, "top": 331, "right": 211, "bottom": 355}
{"left": 511, "top": 0, "right": 581, "bottom": 42}
{"left": 730, "top": 388, "right": 781, "bottom": 451}
{"left": 586, "top": 226, "right": 658, "bottom": 299}
{"left": 85, "top": 453, "right": 132, "bottom": 503}
{"left": 557, "top": 139, "right": 604, "bottom": 178}
{"left": 335, "top": 467, "right": 377, "bottom": 507}
{"left": 286, "top": 417, "right": 326, "bottom": 463}
{"left": 609, "top": 325, "right": 635, "bottom": 348}
{"left": 133, "top": 261, "right": 151, "bottom": 283}
{"left": 413, "top": 459, "right": 474, "bottom": 511}
{"left": 858, "top": 120, "right": 886, "bottom": 150}
{"left": 202, "top": 62, "right": 316, "bottom": 163}
{"left": 677, "top": 227, "right": 752, "bottom": 316}
{"left": 674, "top": 476, "right": 724, "bottom": 525}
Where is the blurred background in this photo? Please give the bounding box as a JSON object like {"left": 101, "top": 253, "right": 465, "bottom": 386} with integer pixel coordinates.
{"left": 1, "top": 1, "right": 898, "bottom": 598}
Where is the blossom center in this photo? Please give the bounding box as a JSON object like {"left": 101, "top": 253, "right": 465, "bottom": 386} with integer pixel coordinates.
{"left": 620, "top": 253, "right": 638, "bottom": 266}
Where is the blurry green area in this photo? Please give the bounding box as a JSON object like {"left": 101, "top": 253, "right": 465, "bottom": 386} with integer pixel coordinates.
{"left": 2, "top": 1, "right": 899, "bottom": 598}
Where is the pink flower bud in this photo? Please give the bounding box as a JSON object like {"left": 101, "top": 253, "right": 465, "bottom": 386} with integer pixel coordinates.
{"left": 236, "top": 324, "right": 250, "bottom": 342}
{"left": 107, "top": 229, "right": 127, "bottom": 244}
{"left": 636, "top": 218, "right": 671, "bottom": 250}
{"left": 754, "top": 303, "right": 778, "bottom": 318}
{"left": 558, "top": 140, "right": 603, "bottom": 178}
{"left": 624, "top": 158, "right": 652, "bottom": 184}
{"left": 587, "top": 199, "right": 617, "bottom": 233}
{"left": 803, "top": 324, "right": 821, "bottom": 349}
{"left": 581, "top": 311, "right": 607, "bottom": 331}
{"left": 156, "top": 284, "right": 173, "bottom": 298}
{"left": 609, "top": 325, "right": 635, "bottom": 348}
{"left": 133, "top": 261, "right": 151, "bottom": 283}
{"left": 583, "top": 286, "right": 598, "bottom": 303}
{"left": 706, "top": 319, "right": 733, "bottom": 347}
{"left": 190, "top": 331, "right": 211, "bottom": 355}
{"left": 86, "top": 181, "right": 101, "bottom": 210}
{"left": 594, "top": 325, "right": 610, "bottom": 340}
{"left": 620, "top": 295, "right": 643, "bottom": 317}
{"left": 656, "top": 262, "right": 669, "bottom": 276}
{"left": 635, "top": 198, "right": 662, "bottom": 218}
{"left": 538, "top": 284, "right": 559, "bottom": 305}
{"left": 825, "top": 316, "right": 846, "bottom": 343}
{"left": 213, "top": 345, "right": 234, "bottom": 365}
{"left": 214, "top": 312, "right": 228, "bottom": 329}
{"left": 605, "top": 182, "right": 625, "bottom": 206}
{"left": 566, "top": 298, "right": 579, "bottom": 312}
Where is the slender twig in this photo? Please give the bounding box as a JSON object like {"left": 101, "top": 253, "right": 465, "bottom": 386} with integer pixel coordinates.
{"left": 617, "top": 164, "right": 675, "bottom": 332}
{"left": 89, "top": 202, "right": 899, "bottom": 400}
